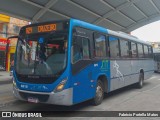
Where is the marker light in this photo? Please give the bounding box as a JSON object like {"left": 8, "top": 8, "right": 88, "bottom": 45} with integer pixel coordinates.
{"left": 54, "top": 78, "right": 68, "bottom": 93}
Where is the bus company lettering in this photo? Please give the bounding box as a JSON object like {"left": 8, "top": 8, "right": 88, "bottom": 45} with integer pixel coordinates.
{"left": 101, "top": 60, "right": 108, "bottom": 70}
{"left": 38, "top": 24, "right": 56, "bottom": 32}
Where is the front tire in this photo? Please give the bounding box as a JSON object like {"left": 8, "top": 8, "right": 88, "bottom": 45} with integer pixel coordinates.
{"left": 91, "top": 80, "right": 104, "bottom": 106}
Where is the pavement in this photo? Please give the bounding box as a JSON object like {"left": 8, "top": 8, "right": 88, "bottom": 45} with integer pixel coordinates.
{"left": 0, "top": 73, "right": 159, "bottom": 120}
{"left": 0, "top": 71, "right": 12, "bottom": 84}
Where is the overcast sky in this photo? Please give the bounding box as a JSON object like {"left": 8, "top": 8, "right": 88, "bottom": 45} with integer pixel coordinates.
{"left": 131, "top": 21, "right": 160, "bottom": 42}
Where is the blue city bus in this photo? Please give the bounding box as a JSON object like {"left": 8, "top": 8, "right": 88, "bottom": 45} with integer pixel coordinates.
{"left": 12, "top": 19, "right": 154, "bottom": 106}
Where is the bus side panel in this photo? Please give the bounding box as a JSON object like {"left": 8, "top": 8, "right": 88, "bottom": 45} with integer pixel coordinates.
{"left": 130, "top": 60, "right": 139, "bottom": 85}
{"left": 143, "top": 59, "right": 154, "bottom": 80}
{"left": 71, "top": 60, "right": 110, "bottom": 105}
{"left": 71, "top": 63, "right": 96, "bottom": 104}
{"left": 110, "top": 59, "right": 154, "bottom": 92}
{"left": 130, "top": 59, "right": 154, "bottom": 82}
{"left": 110, "top": 60, "right": 132, "bottom": 91}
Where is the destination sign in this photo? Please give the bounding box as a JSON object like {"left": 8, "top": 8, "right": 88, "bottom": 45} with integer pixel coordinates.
{"left": 25, "top": 22, "right": 65, "bottom": 34}
{"left": 38, "top": 24, "right": 56, "bottom": 32}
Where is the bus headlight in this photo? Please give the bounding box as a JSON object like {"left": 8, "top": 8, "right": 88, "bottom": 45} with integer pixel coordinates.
{"left": 13, "top": 77, "right": 17, "bottom": 88}
{"left": 54, "top": 77, "right": 68, "bottom": 93}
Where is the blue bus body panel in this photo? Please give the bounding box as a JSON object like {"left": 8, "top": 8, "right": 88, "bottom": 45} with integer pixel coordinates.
{"left": 69, "top": 19, "right": 111, "bottom": 104}
{"left": 71, "top": 60, "right": 110, "bottom": 104}
{"left": 13, "top": 20, "right": 73, "bottom": 93}
{"left": 13, "top": 69, "right": 70, "bottom": 92}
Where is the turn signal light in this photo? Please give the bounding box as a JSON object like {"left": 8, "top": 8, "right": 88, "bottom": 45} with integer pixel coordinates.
{"left": 54, "top": 77, "right": 68, "bottom": 93}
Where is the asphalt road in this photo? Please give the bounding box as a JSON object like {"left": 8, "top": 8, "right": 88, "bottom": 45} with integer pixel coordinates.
{"left": 0, "top": 73, "right": 160, "bottom": 120}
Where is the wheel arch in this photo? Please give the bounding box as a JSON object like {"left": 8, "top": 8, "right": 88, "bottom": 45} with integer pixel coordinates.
{"left": 97, "top": 74, "right": 108, "bottom": 93}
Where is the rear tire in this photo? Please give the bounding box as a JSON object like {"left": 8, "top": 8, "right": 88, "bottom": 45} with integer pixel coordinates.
{"left": 137, "top": 73, "right": 144, "bottom": 88}
{"left": 91, "top": 80, "right": 104, "bottom": 106}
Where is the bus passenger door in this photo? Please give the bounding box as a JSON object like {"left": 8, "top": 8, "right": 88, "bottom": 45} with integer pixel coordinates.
{"left": 71, "top": 36, "right": 94, "bottom": 104}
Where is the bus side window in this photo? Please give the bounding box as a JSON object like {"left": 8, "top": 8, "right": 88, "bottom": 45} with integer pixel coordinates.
{"left": 148, "top": 46, "right": 153, "bottom": 58}
{"left": 131, "top": 42, "right": 138, "bottom": 58}
{"left": 137, "top": 44, "right": 144, "bottom": 58}
{"left": 144, "top": 45, "right": 149, "bottom": 58}
{"left": 109, "top": 36, "right": 120, "bottom": 58}
{"left": 94, "top": 33, "right": 106, "bottom": 57}
{"left": 82, "top": 38, "right": 90, "bottom": 59}
{"left": 120, "top": 39, "right": 129, "bottom": 58}
{"left": 72, "top": 36, "right": 90, "bottom": 63}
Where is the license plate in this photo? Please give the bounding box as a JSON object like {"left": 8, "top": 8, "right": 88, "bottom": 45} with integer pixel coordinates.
{"left": 28, "top": 97, "right": 39, "bottom": 103}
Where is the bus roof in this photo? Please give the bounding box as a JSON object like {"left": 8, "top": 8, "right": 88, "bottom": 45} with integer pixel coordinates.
{"left": 71, "top": 19, "right": 151, "bottom": 46}
{"left": 70, "top": 19, "right": 107, "bottom": 34}
{"left": 108, "top": 29, "right": 151, "bottom": 46}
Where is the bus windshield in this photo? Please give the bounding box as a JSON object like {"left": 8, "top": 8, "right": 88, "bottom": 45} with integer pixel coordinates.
{"left": 16, "top": 33, "right": 68, "bottom": 76}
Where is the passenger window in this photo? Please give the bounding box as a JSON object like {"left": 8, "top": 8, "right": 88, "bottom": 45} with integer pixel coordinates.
{"left": 120, "top": 39, "right": 129, "bottom": 57}
{"left": 138, "top": 44, "right": 144, "bottom": 58}
{"left": 72, "top": 36, "right": 90, "bottom": 63}
{"left": 82, "top": 39, "right": 90, "bottom": 59}
{"left": 131, "top": 42, "right": 137, "bottom": 58}
{"left": 109, "top": 36, "right": 120, "bottom": 58}
{"left": 144, "top": 45, "right": 149, "bottom": 57}
{"left": 148, "top": 46, "right": 153, "bottom": 58}
{"left": 94, "top": 33, "right": 106, "bottom": 57}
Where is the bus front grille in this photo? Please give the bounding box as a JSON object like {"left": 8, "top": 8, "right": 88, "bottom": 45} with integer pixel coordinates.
{"left": 19, "top": 92, "right": 49, "bottom": 102}
{"left": 16, "top": 74, "right": 58, "bottom": 84}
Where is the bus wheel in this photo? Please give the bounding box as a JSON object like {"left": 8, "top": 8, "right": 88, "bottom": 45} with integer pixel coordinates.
{"left": 91, "top": 80, "right": 104, "bottom": 106}
{"left": 137, "top": 73, "right": 144, "bottom": 88}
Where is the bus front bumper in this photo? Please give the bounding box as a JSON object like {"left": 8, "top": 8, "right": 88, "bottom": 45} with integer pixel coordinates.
{"left": 13, "top": 86, "right": 73, "bottom": 106}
